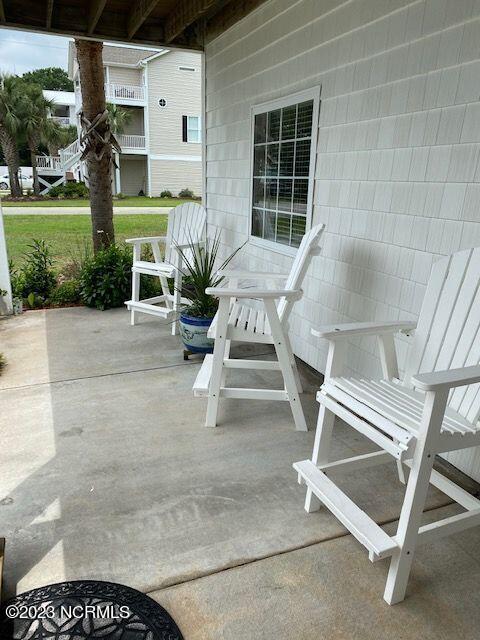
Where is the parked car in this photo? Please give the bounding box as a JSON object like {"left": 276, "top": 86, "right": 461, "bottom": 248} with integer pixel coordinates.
{"left": 0, "top": 171, "right": 34, "bottom": 191}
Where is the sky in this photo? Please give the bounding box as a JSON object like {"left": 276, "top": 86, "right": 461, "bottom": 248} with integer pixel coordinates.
{"left": 0, "top": 30, "right": 70, "bottom": 76}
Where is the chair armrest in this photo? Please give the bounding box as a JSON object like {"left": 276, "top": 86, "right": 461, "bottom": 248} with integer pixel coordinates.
{"left": 311, "top": 321, "right": 417, "bottom": 340}
{"left": 412, "top": 365, "right": 480, "bottom": 392}
{"left": 173, "top": 239, "right": 205, "bottom": 250}
{"left": 125, "top": 236, "right": 167, "bottom": 245}
{"left": 217, "top": 269, "right": 289, "bottom": 280}
{"left": 206, "top": 287, "right": 302, "bottom": 300}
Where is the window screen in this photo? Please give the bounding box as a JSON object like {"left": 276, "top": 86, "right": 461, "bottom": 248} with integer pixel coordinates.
{"left": 251, "top": 100, "right": 314, "bottom": 248}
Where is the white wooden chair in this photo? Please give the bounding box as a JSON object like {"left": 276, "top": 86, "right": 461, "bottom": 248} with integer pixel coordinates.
{"left": 125, "top": 202, "right": 206, "bottom": 334}
{"left": 294, "top": 247, "right": 480, "bottom": 604}
{"left": 193, "top": 224, "right": 325, "bottom": 430}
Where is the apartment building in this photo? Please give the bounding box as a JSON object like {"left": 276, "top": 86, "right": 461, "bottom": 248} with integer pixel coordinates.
{"left": 74, "top": 43, "right": 203, "bottom": 197}
{"left": 37, "top": 43, "right": 202, "bottom": 197}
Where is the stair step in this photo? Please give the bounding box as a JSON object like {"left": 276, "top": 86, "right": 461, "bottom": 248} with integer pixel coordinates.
{"left": 294, "top": 459, "right": 398, "bottom": 560}
{"left": 193, "top": 354, "right": 213, "bottom": 397}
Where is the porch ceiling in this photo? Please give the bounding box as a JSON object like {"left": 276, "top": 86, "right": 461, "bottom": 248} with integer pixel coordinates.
{"left": 0, "top": 0, "right": 269, "bottom": 49}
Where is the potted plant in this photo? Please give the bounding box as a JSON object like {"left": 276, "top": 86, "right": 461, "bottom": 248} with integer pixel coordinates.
{"left": 175, "top": 233, "right": 241, "bottom": 355}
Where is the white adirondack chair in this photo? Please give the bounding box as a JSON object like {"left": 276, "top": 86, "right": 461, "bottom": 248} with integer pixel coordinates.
{"left": 294, "top": 247, "right": 480, "bottom": 604}
{"left": 193, "top": 224, "right": 325, "bottom": 430}
{"left": 125, "top": 202, "right": 206, "bottom": 334}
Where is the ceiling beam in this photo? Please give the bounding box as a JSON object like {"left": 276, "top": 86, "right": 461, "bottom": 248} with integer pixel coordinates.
{"left": 164, "top": 0, "right": 219, "bottom": 43}
{"left": 206, "top": 0, "right": 269, "bottom": 42}
{"left": 127, "top": 0, "right": 160, "bottom": 39}
{"left": 46, "top": 0, "right": 54, "bottom": 28}
{"left": 88, "top": 0, "right": 108, "bottom": 35}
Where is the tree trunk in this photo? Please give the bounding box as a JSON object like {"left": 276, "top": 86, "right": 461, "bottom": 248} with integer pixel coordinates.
{"left": 29, "top": 144, "right": 40, "bottom": 196}
{"left": 0, "top": 125, "right": 22, "bottom": 197}
{"left": 75, "top": 39, "right": 114, "bottom": 252}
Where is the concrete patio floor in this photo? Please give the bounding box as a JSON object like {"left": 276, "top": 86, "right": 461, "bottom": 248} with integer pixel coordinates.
{"left": 1, "top": 307, "right": 480, "bottom": 638}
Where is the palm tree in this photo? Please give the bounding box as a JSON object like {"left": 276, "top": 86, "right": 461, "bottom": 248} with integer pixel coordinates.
{"left": 19, "top": 81, "right": 61, "bottom": 195}
{"left": 45, "top": 124, "right": 78, "bottom": 157}
{"left": 106, "top": 103, "right": 132, "bottom": 135}
{"left": 0, "top": 75, "right": 23, "bottom": 197}
{"left": 75, "top": 39, "right": 114, "bottom": 252}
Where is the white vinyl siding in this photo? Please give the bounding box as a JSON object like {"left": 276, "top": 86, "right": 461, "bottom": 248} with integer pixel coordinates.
{"left": 205, "top": 0, "right": 480, "bottom": 480}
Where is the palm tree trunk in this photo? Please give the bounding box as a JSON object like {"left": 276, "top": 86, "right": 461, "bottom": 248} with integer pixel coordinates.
{"left": 75, "top": 39, "right": 114, "bottom": 253}
{"left": 0, "top": 125, "right": 22, "bottom": 197}
{"left": 29, "top": 146, "right": 40, "bottom": 195}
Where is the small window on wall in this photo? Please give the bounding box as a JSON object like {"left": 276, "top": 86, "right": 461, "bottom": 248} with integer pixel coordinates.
{"left": 182, "top": 115, "right": 201, "bottom": 143}
{"left": 250, "top": 88, "right": 319, "bottom": 250}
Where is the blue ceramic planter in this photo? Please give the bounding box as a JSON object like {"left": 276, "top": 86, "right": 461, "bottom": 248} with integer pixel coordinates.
{"left": 179, "top": 313, "right": 214, "bottom": 353}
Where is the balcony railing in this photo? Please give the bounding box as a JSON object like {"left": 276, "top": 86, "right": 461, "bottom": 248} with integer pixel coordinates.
{"left": 106, "top": 83, "right": 146, "bottom": 102}
{"left": 51, "top": 116, "right": 72, "bottom": 126}
{"left": 36, "top": 155, "right": 62, "bottom": 172}
{"left": 117, "top": 134, "right": 146, "bottom": 150}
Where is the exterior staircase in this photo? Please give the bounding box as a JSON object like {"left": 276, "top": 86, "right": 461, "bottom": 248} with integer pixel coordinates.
{"left": 36, "top": 138, "right": 83, "bottom": 195}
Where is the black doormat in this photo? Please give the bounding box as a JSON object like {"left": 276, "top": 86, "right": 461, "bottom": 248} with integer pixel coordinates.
{"left": 0, "top": 580, "right": 184, "bottom": 639}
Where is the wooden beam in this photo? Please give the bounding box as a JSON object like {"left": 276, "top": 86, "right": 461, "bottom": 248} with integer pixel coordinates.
{"left": 127, "top": 0, "right": 160, "bottom": 39}
{"left": 0, "top": 1, "right": 5, "bottom": 23}
{"left": 206, "top": 0, "right": 269, "bottom": 42}
{"left": 46, "top": 0, "right": 54, "bottom": 29}
{"left": 88, "top": 0, "right": 108, "bottom": 35}
{"left": 164, "top": 0, "right": 219, "bottom": 43}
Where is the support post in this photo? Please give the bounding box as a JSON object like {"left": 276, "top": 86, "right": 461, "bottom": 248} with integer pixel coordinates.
{"left": 0, "top": 203, "right": 12, "bottom": 315}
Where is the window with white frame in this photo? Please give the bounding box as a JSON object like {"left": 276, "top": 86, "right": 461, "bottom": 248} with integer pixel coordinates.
{"left": 251, "top": 91, "right": 318, "bottom": 249}
{"left": 182, "top": 115, "right": 201, "bottom": 143}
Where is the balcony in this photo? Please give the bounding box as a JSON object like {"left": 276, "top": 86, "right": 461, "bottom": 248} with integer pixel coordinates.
{"left": 36, "top": 155, "right": 62, "bottom": 173}
{"left": 105, "top": 83, "right": 146, "bottom": 104}
{"left": 50, "top": 116, "right": 72, "bottom": 126}
{"left": 117, "top": 134, "right": 146, "bottom": 152}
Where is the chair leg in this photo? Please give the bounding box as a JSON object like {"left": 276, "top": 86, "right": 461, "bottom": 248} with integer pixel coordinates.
{"left": 304, "top": 402, "right": 336, "bottom": 512}
{"left": 131, "top": 270, "right": 140, "bottom": 326}
{"left": 285, "top": 332, "right": 303, "bottom": 393}
{"left": 384, "top": 389, "right": 447, "bottom": 605}
{"left": 305, "top": 340, "right": 346, "bottom": 512}
{"left": 264, "top": 300, "right": 307, "bottom": 432}
{"left": 172, "top": 270, "right": 182, "bottom": 336}
{"left": 205, "top": 298, "right": 230, "bottom": 428}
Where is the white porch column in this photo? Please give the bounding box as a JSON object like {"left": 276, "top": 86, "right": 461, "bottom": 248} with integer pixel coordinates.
{"left": 115, "top": 153, "right": 121, "bottom": 195}
{"left": 0, "top": 203, "right": 13, "bottom": 315}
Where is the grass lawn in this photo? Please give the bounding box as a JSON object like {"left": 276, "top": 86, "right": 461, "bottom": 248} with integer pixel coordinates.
{"left": 5, "top": 214, "right": 168, "bottom": 268}
{"left": 1, "top": 196, "right": 197, "bottom": 208}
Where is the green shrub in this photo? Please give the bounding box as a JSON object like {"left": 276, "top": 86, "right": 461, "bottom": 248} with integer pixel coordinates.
{"left": 0, "top": 353, "right": 6, "bottom": 375}
{"left": 115, "top": 192, "right": 127, "bottom": 200}
{"left": 20, "top": 239, "right": 56, "bottom": 300}
{"left": 49, "top": 181, "right": 89, "bottom": 199}
{"left": 8, "top": 260, "right": 24, "bottom": 299}
{"left": 80, "top": 244, "right": 131, "bottom": 310}
{"left": 178, "top": 188, "right": 194, "bottom": 199}
{"left": 160, "top": 190, "right": 172, "bottom": 198}
{"left": 49, "top": 280, "right": 81, "bottom": 306}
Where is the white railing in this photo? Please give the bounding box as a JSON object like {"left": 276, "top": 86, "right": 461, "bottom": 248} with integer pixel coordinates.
{"left": 51, "top": 116, "right": 71, "bottom": 126}
{"left": 106, "top": 83, "right": 146, "bottom": 102}
{"left": 117, "top": 134, "right": 146, "bottom": 149}
{"left": 59, "top": 138, "right": 81, "bottom": 167}
{"left": 36, "top": 155, "right": 62, "bottom": 171}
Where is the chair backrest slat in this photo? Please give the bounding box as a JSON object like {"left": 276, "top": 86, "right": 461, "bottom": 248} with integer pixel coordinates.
{"left": 165, "top": 203, "right": 206, "bottom": 264}
{"left": 404, "top": 247, "right": 480, "bottom": 424}
{"left": 277, "top": 224, "right": 324, "bottom": 322}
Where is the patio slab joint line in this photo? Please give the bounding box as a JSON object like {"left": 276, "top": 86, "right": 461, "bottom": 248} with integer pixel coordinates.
{"left": 145, "top": 501, "right": 454, "bottom": 596}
